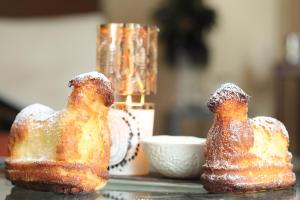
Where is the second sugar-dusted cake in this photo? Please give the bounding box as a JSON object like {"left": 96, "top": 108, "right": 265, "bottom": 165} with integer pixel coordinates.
{"left": 201, "top": 83, "right": 296, "bottom": 193}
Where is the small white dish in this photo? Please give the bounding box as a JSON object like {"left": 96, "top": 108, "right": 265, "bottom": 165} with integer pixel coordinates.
{"left": 141, "top": 135, "right": 206, "bottom": 179}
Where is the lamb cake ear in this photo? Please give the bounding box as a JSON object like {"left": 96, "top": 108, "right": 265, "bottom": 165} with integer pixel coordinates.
{"left": 207, "top": 83, "right": 250, "bottom": 113}
{"left": 69, "top": 71, "right": 114, "bottom": 107}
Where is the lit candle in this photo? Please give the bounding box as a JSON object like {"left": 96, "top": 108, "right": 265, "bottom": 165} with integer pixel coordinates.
{"left": 96, "top": 23, "right": 158, "bottom": 175}
{"left": 109, "top": 99, "right": 154, "bottom": 175}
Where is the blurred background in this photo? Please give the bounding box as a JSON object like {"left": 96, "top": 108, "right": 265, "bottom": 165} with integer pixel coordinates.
{"left": 0, "top": 0, "right": 300, "bottom": 156}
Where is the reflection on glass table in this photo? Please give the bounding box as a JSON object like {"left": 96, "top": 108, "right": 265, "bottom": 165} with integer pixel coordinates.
{"left": 0, "top": 162, "right": 298, "bottom": 200}
{"left": 4, "top": 186, "right": 297, "bottom": 200}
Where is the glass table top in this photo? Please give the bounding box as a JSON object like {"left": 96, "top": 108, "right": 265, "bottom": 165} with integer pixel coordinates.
{"left": 0, "top": 159, "right": 298, "bottom": 200}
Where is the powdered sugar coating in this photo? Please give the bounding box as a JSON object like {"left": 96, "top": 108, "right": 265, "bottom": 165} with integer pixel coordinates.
{"left": 202, "top": 84, "right": 295, "bottom": 192}
{"left": 69, "top": 71, "right": 111, "bottom": 88}
{"left": 207, "top": 83, "right": 250, "bottom": 112}
{"left": 202, "top": 173, "right": 243, "bottom": 182}
{"left": 69, "top": 71, "right": 114, "bottom": 106}
{"left": 13, "top": 104, "right": 54, "bottom": 125}
{"left": 250, "top": 116, "right": 289, "bottom": 138}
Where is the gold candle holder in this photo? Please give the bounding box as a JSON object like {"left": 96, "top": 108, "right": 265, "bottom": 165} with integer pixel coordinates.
{"left": 96, "top": 23, "right": 158, "bottom": 98}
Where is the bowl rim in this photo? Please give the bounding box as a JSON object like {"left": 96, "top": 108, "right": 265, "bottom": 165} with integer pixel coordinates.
{"left": 141, "top": 135, "right": 206, "bottom": 145}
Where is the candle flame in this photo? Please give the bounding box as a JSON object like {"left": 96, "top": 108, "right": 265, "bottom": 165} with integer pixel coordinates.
{"left": 125, "top": 94, "right": 145, "bottom": 105}
{"left": 140, "top": 94, "right": 145, "bottom": 104}
{"left": 126, "top": 95, "right": 132, "bottom": 105}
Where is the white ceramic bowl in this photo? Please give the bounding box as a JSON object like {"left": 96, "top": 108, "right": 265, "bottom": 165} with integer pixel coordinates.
{"left": 141, "top": 135, "right": 206, "bottom": 179}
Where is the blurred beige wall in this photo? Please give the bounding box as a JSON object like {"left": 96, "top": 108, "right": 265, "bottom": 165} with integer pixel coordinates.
{"left": 1, "top": 0, "right": 300, "bottom": 137}
{"left": 0, "top": 13, "right": 107, "bottom": 109}
{"left": 204, "top": 0, "right": 281, "bottom": 116}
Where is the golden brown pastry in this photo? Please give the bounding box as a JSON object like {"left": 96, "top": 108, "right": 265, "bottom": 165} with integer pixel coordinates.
{"left": 5, "top": 71, "right": 114, "bottom": 193}
{"left": 201, "top": 83, "right": 296, "bottom": 193}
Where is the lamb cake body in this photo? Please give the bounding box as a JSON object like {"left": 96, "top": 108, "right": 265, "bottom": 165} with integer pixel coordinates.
{"left": 201, "top": 83, "right": 296, "bottom": 193}
{"left": 5, "top": 71, "right": 113, "bottom": 193}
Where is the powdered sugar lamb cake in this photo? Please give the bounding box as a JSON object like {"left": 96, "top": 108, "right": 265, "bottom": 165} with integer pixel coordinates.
{"left": 5, "top": 71, "right": 113, "bottom": 193}
{"left": 201, "top": 83, "right": 296, "bottom": 193}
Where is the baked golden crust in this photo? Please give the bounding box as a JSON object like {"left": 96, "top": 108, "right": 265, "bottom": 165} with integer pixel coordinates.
{"left": 202, "top": 164, "right": 295, "bottom": 193}
{"left": 201, "top": 83, "right": 296, "bottom": 193}
{"left": 207, "top": 83, "right": 250, "bottom": 113}
{"left": 5, "top": 160, "right": 108, "bottom": 193}
{"left": 6, "top": 71, "right": 113, "bottom": 193}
